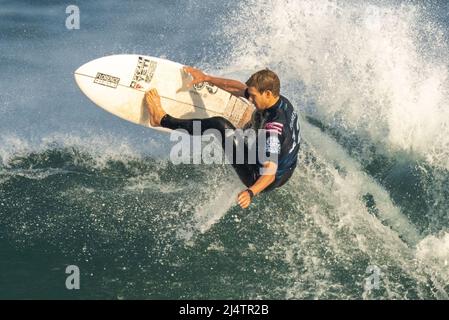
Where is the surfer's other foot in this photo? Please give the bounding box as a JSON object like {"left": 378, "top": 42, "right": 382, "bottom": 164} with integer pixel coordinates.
{"left": 145, "top": 89, "right": 166, "bottom": 127}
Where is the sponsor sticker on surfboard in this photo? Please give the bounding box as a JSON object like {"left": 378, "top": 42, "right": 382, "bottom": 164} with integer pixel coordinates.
{"left": 94, "top": 72, "right": 120, "bottom": 88}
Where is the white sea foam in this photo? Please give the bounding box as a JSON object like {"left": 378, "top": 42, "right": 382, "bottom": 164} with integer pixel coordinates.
{"left": 219, "top": 0, "right": 449, "bottom": 170}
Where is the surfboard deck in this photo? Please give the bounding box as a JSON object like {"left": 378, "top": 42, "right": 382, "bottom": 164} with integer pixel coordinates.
{"left": 74, "top": 54, "right": 255, "bottom": 133}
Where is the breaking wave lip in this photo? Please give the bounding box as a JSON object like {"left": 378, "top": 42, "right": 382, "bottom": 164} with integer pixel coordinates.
{"left": 0, "top": 167, "right": 73, "bottom": 181}
{"left": 218, "top": 0, "right": 449, "bottom": 170}
{"left": 303, "top": 120, "right": 422, "bottom": 246}
{"left": 0, "top": 131, "right": 164, "bottom": 172}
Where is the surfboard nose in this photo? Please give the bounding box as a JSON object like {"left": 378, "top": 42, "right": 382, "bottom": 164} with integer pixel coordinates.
{"left": 74, "top": 59, "right": 95, "bottom": 77}
{"left": 73, "top": 61, "right": 91, "bottom": 89}
{"left": 74, "top": 64, "right": 83, "bottom": 75}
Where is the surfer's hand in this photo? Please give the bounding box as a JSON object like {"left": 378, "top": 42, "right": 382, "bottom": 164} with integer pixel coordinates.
{"left": 183, "top": 66, "right": 209, "bottom": 88}
{"left": 237, "top": 190, "right": 252, "bottom": 209}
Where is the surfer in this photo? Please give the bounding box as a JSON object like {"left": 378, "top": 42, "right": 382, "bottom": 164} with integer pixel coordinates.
{"left": 145, "top": 67, "right": 300, "bottom": 209}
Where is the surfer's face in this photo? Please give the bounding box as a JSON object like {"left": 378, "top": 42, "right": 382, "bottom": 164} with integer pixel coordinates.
{"left": 247, "top": 87, "right": 271, "bottom": 110}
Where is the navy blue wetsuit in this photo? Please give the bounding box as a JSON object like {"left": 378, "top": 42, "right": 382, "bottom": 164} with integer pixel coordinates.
{"left": 160, "top": 91, "right": 300, "bottom": 191}
{"left": 246, "top": 91, "right": 300, "bottom": 191}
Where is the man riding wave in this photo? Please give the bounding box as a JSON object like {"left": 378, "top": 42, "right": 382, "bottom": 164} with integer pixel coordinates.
{"left": 145, "top": 67, "right": 300, "bottom": 209}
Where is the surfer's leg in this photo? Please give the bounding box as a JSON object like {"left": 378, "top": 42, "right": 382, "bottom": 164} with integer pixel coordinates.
{"left": 161, "top": 114, "right": 259, "bottom": 187}
{"left": 161, "top": 114, "right": 234, "bottom": 135}
{"left": 145, "top": 88, "right": 258, "bottom": 187}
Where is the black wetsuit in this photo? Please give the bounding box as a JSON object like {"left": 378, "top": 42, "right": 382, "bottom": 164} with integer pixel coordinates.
{"left": 161, "top": 91, "right": 300, "bottom": 191}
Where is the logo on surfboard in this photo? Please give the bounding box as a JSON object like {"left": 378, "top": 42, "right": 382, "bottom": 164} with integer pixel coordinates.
{"left": 94, "top": 72, "right": 120, "bottom": 88}
{"left": 130, "top": 57, "right": 157, "bottom": 89}
{"left": 193, "top": 82, "right": 218, "bottom": 95}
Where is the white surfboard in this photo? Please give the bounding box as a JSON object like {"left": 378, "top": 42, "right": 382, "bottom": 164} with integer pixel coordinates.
{"left": 74, "top": 54, "right": 254, "bottom": 133}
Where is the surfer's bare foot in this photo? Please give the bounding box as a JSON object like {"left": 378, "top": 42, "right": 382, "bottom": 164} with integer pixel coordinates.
{"left": 145, "top": 89, "right": 166, "bottom": 127}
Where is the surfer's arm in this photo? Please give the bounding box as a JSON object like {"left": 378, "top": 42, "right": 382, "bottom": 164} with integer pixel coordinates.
{"left": 184, "top": 66, "right": 247, "bottom": 97}
{"left": 249, "top": 161, "right": 277, "bottom": 195}
{"left": 238, "top": 127, "right": 284, "bottom": 208}
{"left": 204, "top": 76, "right": 247, "bottom": 97}
{"left": 237, "top": 161, "right": 277, "bottom": 209}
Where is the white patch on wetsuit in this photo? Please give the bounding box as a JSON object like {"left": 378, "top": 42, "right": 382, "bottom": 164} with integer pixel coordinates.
{"left": 266, "top": 135, "right": 281, "bottom": 154}
{"left": 290, "top": 111, "right": 298, "bottom": 130}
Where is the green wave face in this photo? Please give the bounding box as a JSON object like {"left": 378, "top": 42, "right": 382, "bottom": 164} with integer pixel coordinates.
{"left": 1, "top": 145, "right": 448, "bottom": 300}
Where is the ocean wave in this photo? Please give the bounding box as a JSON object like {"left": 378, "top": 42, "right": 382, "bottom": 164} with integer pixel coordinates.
{"left": 219, "top": 0, "right": 449, "bottom": 171}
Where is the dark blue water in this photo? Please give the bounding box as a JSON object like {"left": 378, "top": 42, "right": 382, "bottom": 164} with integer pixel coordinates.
{"left": 1, "top": 0, "right": 449, "bottom": 299}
